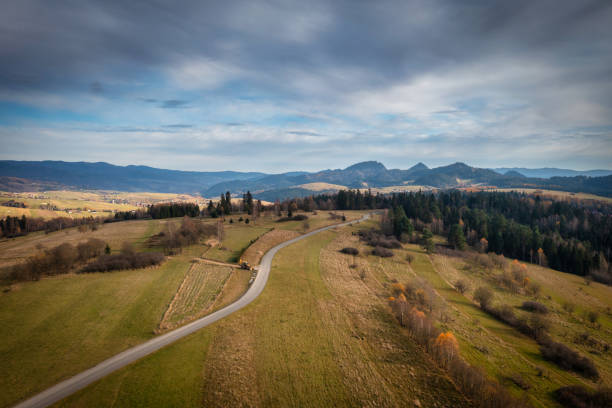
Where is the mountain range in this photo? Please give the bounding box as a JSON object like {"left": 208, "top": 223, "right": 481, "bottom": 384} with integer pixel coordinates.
{"left": 492, "top": 167, "right": 612, "bottom": 178}
{"left": 0, "top": 161, "right": 264, "bottom": 194}
{"left": 1, "top": 160, "right": 611, "bottom": 199}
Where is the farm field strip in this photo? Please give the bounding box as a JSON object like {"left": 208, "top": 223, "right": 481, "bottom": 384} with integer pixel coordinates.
{"left": 159, "top": 263, "right": 233, "bottom": 331}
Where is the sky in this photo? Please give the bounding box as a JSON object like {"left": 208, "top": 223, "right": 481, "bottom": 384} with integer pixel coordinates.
{"left": 1, "top": 0, "right": 611, "bottom": 172}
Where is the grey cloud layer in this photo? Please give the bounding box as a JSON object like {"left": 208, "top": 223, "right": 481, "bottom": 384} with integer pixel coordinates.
{"left": 1, "top": 0, "right": 611, "bottom": 170}
{"left": 3, "top": 1, "right": 610, "bottom": 93}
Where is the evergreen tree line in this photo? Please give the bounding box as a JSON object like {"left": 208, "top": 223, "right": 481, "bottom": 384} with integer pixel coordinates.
{"left": 1, "top": 202, "right": 202, "bottom": 239}
{"left": 287, "top": 190, "right": 611, "bottom": 282}
{"left": 147, "top": 202, "right": 200, "bottom": 219}
{"left": 112, "top": 202, "right": 201, "bottom": 221}
{"left": 206, "top": 191, "right": 262, "bottom": 218}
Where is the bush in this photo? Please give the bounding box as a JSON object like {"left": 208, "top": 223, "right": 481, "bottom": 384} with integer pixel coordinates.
{"left": 586, "top": 310, "right": 599, "bottom": 324}
{"left": 526, "top": 281, "right": 542, "bottom": 297}
{"left": 76, "top": 238, "right": 106, "bottom": 261}
{"left": 540, "top": 340, "right": 599, "bottom": 379}
{"left": 489, "top": 253, "right": 506, "bottom": 268}
{"left": 340, "top": 247, "right": 359, "bottom": 255}
{"left": 528, "top": 314, "right": 551, "bottom": 339}
{"left": 473, "top": 253, "right": 494, "bottom": 270}
{"left": 574, "top": 332, "right": 610, "bottom": 352}
{"left": 81, "top": 252, "right": 164, "bottom": 273}
{"left": 276, "top": 214, "right": 309, "bottom": 222}
{"left": 473, "top": 287, "right": 493, "bottom": 309}
{"left": 4, "top": 239, "right": 109, "bottom": 282}
{"left": 485, "top": 302, "right": 551, "bottom": 341}
{"left": 454, "top": 279, "right": 469, "bottom": 294}
{"left": 554, "top": 385, "right": 612, "bottom": 408}
{"left": 521, "top": 301, "right": 549, "bottom": 314}
{"left": 508, "top": 373, "right": 531, "bottom": 390}
{"left": 155, "top": 217, "right": 216, "bottom": 254}
{"left": 372, "top": 246, "right": 393, "bottom": 257}
{"left": 499, "top": 270, "right": 520, "bottom": 294}
{"left": 359, "top": 230, "right": 401, "bottom": 249}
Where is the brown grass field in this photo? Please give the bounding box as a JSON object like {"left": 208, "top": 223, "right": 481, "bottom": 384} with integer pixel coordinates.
{"left": 333, "top": 215, "right": 612, "bottom": 407}
{"left": 493, "top": 188, "right": 612, "bottom": 204}
{"left": 157, "top": 262, "right": 233, "bottom": 332}
{"left": 0, "top": 218, "right": 170, "bottom": 269}
{"left": 240, "top": 228, "right": 300, "bottom": 265}
{"left": 4, "top": 210, "right": 610, "bottom": 407}
{"left": 0, "top": 210, "right": 369, "bottom": 407}
{"left": 56, "top": 221, "right": 470, "bottom": 408}
{"left": 0, "top": 190, "right": 204, "bottom": 220}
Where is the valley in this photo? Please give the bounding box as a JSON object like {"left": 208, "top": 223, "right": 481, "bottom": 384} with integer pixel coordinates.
{"left": 1, "top": 208, "right": 606, "bottom": 407}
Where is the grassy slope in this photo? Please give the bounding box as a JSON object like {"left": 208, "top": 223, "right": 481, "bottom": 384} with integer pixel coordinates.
{"left": 305, "top": 215, "right": 611, "bottom": 407}
{"left": 493, "top": 188, "right": 612, "bottom": 204}
{"left": 203, "top": 210, "right": 366, "bottom": 263}
{"left": 204, "top": 224, "right": 271, "bottom": 263}
{"left": 370, "top": 240, "right": 612, "bottom": 408}
{"left": 428, "top": 252, "right": 612, "bottom": 394}
{"left": 55, "top": 232, "right": 353, "bottom": 408}
{"left": 159, "top": 263, "right": 233, "bottom": 330}
{"left": 3, "top": 211, "right": 366, "bottom": 407}
{"left": 55, "top": 220, "right": 469, "bottom": 408}
{"left": 1, "top": 218, "right": 214, "bottom": 408}
{"left": 8, "top": 210, "right": 606, "bottom": 407}
{"left": 0, "top": 251, "right": 193, "bottom": 407}
{"left": 0, "top": 219, "right": 167, "bottom": 269}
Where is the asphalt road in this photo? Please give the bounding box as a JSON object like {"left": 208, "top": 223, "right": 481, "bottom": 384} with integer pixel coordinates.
{"left": 13, "top": 213, "right": 370, "bottom": 408}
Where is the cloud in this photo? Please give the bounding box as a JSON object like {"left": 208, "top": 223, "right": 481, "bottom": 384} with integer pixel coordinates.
{"left": 162, "top": 124, "right": 193, "bottom": 129}
{"left": 0, "top": 0, "right": 611, "bottom": 171}
{"left": 167, "top": 58, "right": 243, "bottom": 90}
{"left": 161, "top": 99, "right": 190, "bottom": 109}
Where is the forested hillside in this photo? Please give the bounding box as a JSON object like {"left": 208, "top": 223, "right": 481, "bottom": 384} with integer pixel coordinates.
{"left": 281, "top": 190, "right": 612, "bottom": 284}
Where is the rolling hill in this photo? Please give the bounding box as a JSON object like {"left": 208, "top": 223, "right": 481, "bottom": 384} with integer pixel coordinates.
{"left": 1, "top": 160, "right": 611, "bottom": 199}
{"left": 493, "top": 167, "right": 612, "bottom": 178}
{"left": 0, "top": 161, "right": 265, "bottom": 194}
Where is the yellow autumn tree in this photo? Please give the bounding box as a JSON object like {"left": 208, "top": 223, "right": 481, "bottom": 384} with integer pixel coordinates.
{"left": 434, "top": 332, "right": 459, "bottom": 367}
{"left": 477, "top": 237, "right": 488, "bottom": 253}
{"left": 408, "top": 307, "right": 432, "bottom": 342}
{"left": 410, "top": 307, "right": 426, "bottom": 331}
{"left": 415, "top": 288, "right": 427, "bottom": 307}
{"left": 391, "top": 282, "right": 405, "bottom": 296}
{"left": 537, "top": 247, "right": 544, "bottom": 266}
{"left": 395, "top": 293, "right": 408, "bottom": 326}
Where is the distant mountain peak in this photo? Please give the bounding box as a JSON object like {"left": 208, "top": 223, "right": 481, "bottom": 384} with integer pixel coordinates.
{"left": 344, "top": 161, "right": 387, "bottom": 172}
{"left": 409, "top": 162, "right": 429, "bottom": 171}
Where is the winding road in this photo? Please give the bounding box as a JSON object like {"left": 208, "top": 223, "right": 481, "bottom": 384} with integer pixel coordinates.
{"left": 13, "top": 213, "right": 370, "bottom": 408}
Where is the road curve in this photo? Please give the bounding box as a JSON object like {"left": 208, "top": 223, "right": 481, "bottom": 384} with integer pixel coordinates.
{"left": 13, "top": 213, "right": 370, "bottom": 408}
